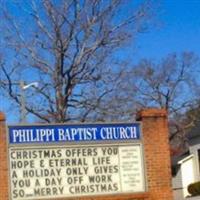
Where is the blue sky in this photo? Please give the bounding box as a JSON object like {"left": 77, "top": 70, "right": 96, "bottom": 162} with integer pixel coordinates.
{"left": 1, "top": 0, "right": 200, "bottom": 123}
{"left": 134, "top": 0, "right": 200, "bottom": 60}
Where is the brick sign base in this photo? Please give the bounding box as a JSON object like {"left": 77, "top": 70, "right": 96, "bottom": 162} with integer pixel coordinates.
{"left": 0, "top": 109, "right": 173, "bottom": 200}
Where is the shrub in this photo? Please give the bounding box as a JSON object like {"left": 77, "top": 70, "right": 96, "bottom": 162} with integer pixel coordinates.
{"left": 188, "top": 181, "right": 200, "bottom": 196}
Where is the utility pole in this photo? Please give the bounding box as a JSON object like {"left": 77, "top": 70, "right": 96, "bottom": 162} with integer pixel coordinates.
{"left": 1, "top": 80, "right": 38, "bottom": 123}
{"left": 20, "top": 81, "right": 26, "bottom": 123}
{"left": 19, "top": 81, "right": 39, "bottom": 123}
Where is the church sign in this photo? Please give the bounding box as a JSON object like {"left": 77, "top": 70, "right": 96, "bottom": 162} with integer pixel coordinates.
{"left": 8, "top": 123, "right": 145, "bottom": 200}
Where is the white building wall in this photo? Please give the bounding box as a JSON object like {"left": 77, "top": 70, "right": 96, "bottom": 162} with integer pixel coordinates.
{"left": 179, "top": 156, "right": 195, "bottom": 197}
{"left": 172, "top": 168, "right": 184, "bottom": 200}
{"left": 172, "top": 137, "right": 200, "bottom": 199}
{"left": 189, "top": 143, "right": 200, "bottom": 182}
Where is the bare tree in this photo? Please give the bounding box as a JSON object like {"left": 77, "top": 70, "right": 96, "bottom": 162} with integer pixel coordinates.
{"left": 0, "top": 0, "right": 156, "bottom": 123}
{"left": 126, "top": 52, "right": 200, "bottom": 147}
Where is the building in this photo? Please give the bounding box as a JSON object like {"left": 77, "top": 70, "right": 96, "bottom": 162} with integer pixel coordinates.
{"left": 172, "top": 122, "right": 200, "bottom": 200}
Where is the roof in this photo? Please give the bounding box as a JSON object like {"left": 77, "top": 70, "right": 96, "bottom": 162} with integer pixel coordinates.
{"left": 171, "top": 151, "right": 190, "bottom": 167}
{"left": 171, "top": 151, "right": 190, "bottom": 176}
{"left": 178, "top": 154, "right": 194, "bottom": 164}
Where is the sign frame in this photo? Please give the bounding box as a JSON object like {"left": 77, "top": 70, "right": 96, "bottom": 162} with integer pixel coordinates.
{"left": 7, "top": 122, "right": 147, "bottom": 200}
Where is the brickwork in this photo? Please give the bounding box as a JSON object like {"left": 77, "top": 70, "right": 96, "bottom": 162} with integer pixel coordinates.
{"left": 0, "top": 112, "right": 9, "bottom": 200}
{"left": 137, "top": 109, "right": 173, "bottom": 200}
{"left": 0, "top": 109, "right": 173, "bottom": 200}
{"left": 41, "top": 193, "right": 150, "bottom": 200}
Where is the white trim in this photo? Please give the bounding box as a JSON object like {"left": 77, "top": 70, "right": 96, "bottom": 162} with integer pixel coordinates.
{"left": 178, "top": 154, "right": 194, "bottom": 164}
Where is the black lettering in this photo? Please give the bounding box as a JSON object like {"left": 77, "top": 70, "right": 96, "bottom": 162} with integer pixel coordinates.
{"left": 13, "top": 189, "right": 18, "bottom": 198}
{"left": 88, "top": 175, "right": 112, "bottom": 183}
{"left": 11, "top": 171, "right": 18, "bottom": 178}
{"left": 34, "top": 187, "right": 64, "bottom": 196}
{"left": 94, "top": 165, "right": 118, "bottom": 174}
{"left": 92, "top": 157, "right": 110, "bottom": 165}
{"left": 113, "top": 183, "right": 119, "bottom": 191}
{"left": 12, "top": 179, "right": 30, "bottom": 188}
{"left": 46, "top": 188, "right": 51, "bottom": 196}
{"left": 19, "top": 189, "right": 25, "bottom": 197}
{"left": 102, "top": 147, "right": 118, "bottom": 155}
{"left": 11, "top": 160, "right": 34, "bottom": 169}
{"left": 34, "top": 188, "right": 40, "bottom": 196}
{"left": 35, "top": 179, "right": 40, "bottom": 187}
